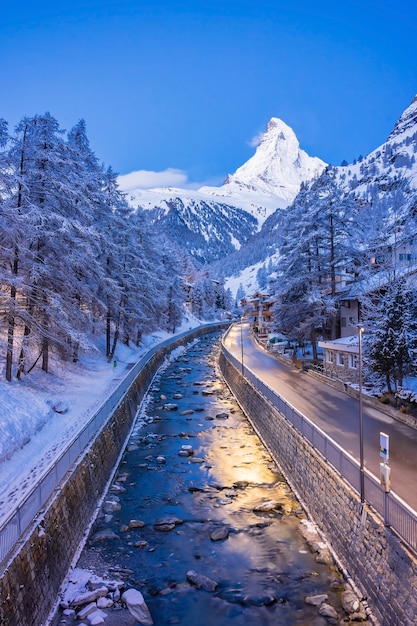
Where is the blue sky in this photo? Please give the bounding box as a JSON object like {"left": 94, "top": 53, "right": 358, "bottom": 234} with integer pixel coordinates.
{"left": 2, "top": 0, "right": 417, "bottom": 188}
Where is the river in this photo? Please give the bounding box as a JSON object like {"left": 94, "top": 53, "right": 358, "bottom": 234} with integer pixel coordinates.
{"left": 53, "top": 332, "right": 362, "bottom": 625}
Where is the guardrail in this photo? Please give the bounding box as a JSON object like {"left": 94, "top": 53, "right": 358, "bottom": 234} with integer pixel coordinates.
{"left": 222, "top": 339, "right": 417, "bottom": 554}
{"left": 0, "top": 323, "right": 226, "bottom": 565}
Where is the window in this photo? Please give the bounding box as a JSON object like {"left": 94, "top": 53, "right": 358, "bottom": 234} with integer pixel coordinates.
{"left": 336, "top": 353, "right": 344, "bottom": 366}
{"left": 326, "top": 351, "right": 333, "bottom": 363}
{"left": 349, "top": 354, "right": 358, "bottom": 369}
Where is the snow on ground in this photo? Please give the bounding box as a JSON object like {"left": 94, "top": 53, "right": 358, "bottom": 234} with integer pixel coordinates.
{"left": 0, "top": 316, "right": 203, "bottom": 525}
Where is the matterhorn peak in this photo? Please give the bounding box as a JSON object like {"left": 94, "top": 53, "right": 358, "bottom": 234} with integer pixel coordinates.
{"left": 200, "top": 117, "right": 326, "bottom": 222}
{"left": 266, "top": 117, "right": 287, "bottom": 132}
{"left": 226, "top": 117, "right": 326, "bottom": 198}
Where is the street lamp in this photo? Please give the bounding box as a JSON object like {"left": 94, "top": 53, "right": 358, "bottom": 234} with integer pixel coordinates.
{"left": 240, "top": 316, "right": 244, "bottom": 375}
{"left": 358, "top": 323, "right": 365, "bottom": 503}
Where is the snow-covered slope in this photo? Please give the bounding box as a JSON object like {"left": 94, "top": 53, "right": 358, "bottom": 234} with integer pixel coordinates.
{"left": 133, "top": 191, "right": 259, "bottom": 265}
{"left": 335, "top": 95, "right": 417, "bottom": 195}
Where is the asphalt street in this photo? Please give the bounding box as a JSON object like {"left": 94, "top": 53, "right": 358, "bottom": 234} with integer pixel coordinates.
{"left": 224, "top": 323, "right": 417, "bottom": 512}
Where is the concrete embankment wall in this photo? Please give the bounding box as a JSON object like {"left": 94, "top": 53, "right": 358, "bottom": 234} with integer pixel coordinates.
{"left": 219, "top": 351, "right": 417, "bottom": 626}
{"left": 0, "top": 325, "right": 226, "bottom": 626}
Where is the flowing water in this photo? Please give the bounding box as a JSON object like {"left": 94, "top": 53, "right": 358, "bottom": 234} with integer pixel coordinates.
{"left": 55, "top": 332, "right": 356, "bottom": 626}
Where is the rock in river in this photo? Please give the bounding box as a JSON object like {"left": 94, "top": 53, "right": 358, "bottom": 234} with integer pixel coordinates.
{"left": 186, "top": 570, "right": 218, "bottom": 591}
{"left": 122, "top": 588, "right": 153, "bottom": 625}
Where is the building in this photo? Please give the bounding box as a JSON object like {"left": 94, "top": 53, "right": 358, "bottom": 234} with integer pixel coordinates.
{"left": 242, "top": 291, "right": 275, "bottom": 346}
{"left": 318, "top": 335, "right": 360, "bottom": 384}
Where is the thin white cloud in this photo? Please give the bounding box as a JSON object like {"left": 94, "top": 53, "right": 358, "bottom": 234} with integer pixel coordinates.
{"left": 117, "top": 168, "right": 189, "bottom": 191}
{"left": 248, "top": 132, "right": 263, "bottom": 148}
{"left": 117, "top": 168, "right": 225, "bottom": 192}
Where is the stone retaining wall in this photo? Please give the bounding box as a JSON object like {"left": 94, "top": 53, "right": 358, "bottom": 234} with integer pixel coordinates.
{"left": 219, "top": 351, "right": 417, "bottom": 626}
{"left": 0, "top": 325, "right": 225, "bottom": 626}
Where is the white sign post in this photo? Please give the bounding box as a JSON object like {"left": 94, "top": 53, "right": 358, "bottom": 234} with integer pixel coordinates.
{"left": 379, "top": 432, "right": 391, "bottom": 493}
{"left": 380, "top": 432, "right": 389, "bottom": 462}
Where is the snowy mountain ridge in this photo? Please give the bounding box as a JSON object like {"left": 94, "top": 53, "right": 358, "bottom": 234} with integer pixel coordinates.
{"left": 122, "top": 117, "right": 327, "bottom": 265}
{"left": 222, "top": 95, "right": 417, "bottom": 297}
{"left": 335, "top": 95, "right": 417, "bottom": 196}
{"left": 125, "top": 117, "right": 326, "bottom": 227}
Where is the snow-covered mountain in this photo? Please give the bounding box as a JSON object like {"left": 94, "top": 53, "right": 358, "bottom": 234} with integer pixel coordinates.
{"left": 200, "top": 117, "right": 326, "bottom": 220}
{"left": 136, "top": 191, "right": 259, "bottom": 265}
{"left": 221, "top": 95, "right": 417, "bottom": 297}
{"left": 122, "top": 117, "right": 326, "bottom": 265}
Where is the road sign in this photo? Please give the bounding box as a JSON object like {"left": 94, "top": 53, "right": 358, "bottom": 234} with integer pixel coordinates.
{"left": 380, "top": 432, "right": 389, "bottom": 462}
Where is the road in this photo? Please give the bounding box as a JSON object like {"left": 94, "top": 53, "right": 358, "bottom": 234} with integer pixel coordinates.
{"left": 224, "top": 322, "right": 417, "bottom": 511}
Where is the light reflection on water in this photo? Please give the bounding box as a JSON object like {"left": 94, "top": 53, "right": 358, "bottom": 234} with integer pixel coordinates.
{"left": 74, "top": 333, "right": 349, "bottom": 625}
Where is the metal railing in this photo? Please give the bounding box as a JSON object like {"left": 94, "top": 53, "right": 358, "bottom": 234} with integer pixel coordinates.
{"left": 222, "top": 340, "right": 417, "bottom": 554}
{"left": 0, "top": 323, "right": 225, "bottom": 565}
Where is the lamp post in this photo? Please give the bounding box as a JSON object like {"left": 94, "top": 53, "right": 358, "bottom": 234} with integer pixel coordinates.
{"left": 358, "top": 323, "right": 365, "bottom": 503}
{"left": 240, "top": 316, "right": 244, "bottom": 375}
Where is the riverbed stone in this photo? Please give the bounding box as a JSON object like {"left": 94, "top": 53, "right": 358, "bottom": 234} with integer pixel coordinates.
{"left": 243, "top": 594, "right": 276, "bottom": 606}
{"left": 90, "top": 529, "right": 119, "bottom": 543}
{"left": 253, "top": 500, "right": 281, "bottom": 512}
{"left": 71, "top": 587, "right": 109, "bottom": 608}
{"left": 210, "top": 526, "right": 229, "bottom": 541}
{"left": 305, "top": 594, "right": 328, "bottom": 606}
{"left": 97, "top": 596, "right": 113, "bottom": 609}
{"left": 76, "top": 602, "right": 97, "bottom": 619}
{"left": 154, "top": 516, "right": 183, "bottom": 531}
{"left": 180, "top": 444, "right": 194, "bottom": 456}
{"left": 186, "top": 570, "right": 218, "bottom": 591}
{"left": 318, "top": 602, "right": 338, "bottom": 619}
{"left": 122, "top": 588, "right": 153, "bottom": 625}
{"left": 86, "top": 608, "right": 107, "bottom": 624}
{"left": 341, "top": 589, "right": 367, "bottom": 620}
{"left": 128, "top": 519, "right": 145, "bottom": 529}
{"left": 102, "top": 499, "right": 121, "bottom": 513}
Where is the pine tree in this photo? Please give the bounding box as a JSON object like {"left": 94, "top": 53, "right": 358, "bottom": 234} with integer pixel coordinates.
{"left": 271, "top": 169, "right": 355, "bottom": 355}
{"left": 366, "top": 278, "right": 417, "bottom": 392}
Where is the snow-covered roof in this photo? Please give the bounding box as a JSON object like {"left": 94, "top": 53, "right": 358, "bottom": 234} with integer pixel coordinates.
{"left": 318, "top": 335, "right": 359, "bottom": 353}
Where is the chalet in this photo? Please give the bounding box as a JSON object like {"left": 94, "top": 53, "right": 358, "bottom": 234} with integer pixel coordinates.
{"left": 318, "top": 335, "right": 360, "bottom": 384}
{"left": 242, "top": 291, "right": 275, "bottom": 345}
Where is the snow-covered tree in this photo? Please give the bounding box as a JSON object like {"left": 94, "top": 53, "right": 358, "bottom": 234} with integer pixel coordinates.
{"left": 235, "top": 283, "right": 245, "bottom": 307}
{"left": 365, "top": 278, "right": 417, "bottom": 392}
{"left": 256, "top": 264, "right": 268, "bottom": 289}
{"left": 271, "top": 170, "right": 354, "bottom": 355}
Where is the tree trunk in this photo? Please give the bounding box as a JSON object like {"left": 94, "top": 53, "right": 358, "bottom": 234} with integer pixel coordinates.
{"left": 106, "top": 306, "right": 111, "bottom": 359}
{"left": 17, "top": 326, "right": 30, "bottom": 380}
{"left": 108, "top": 328, "right": 119, "bottom": 363}
{"left": 6, "top": 245, "right": 19, "bottom": 381}
{"left": 72, "top": 342, "right": 79, "bottom": 363}
{"left": 6, "top": 303, "right": 15, "bottom": 382}
{"left": 42, "top": 337, "right": 49, "bottom": 373}
{"left": 310, "top": 326, "right": 318, "bottom": 361}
